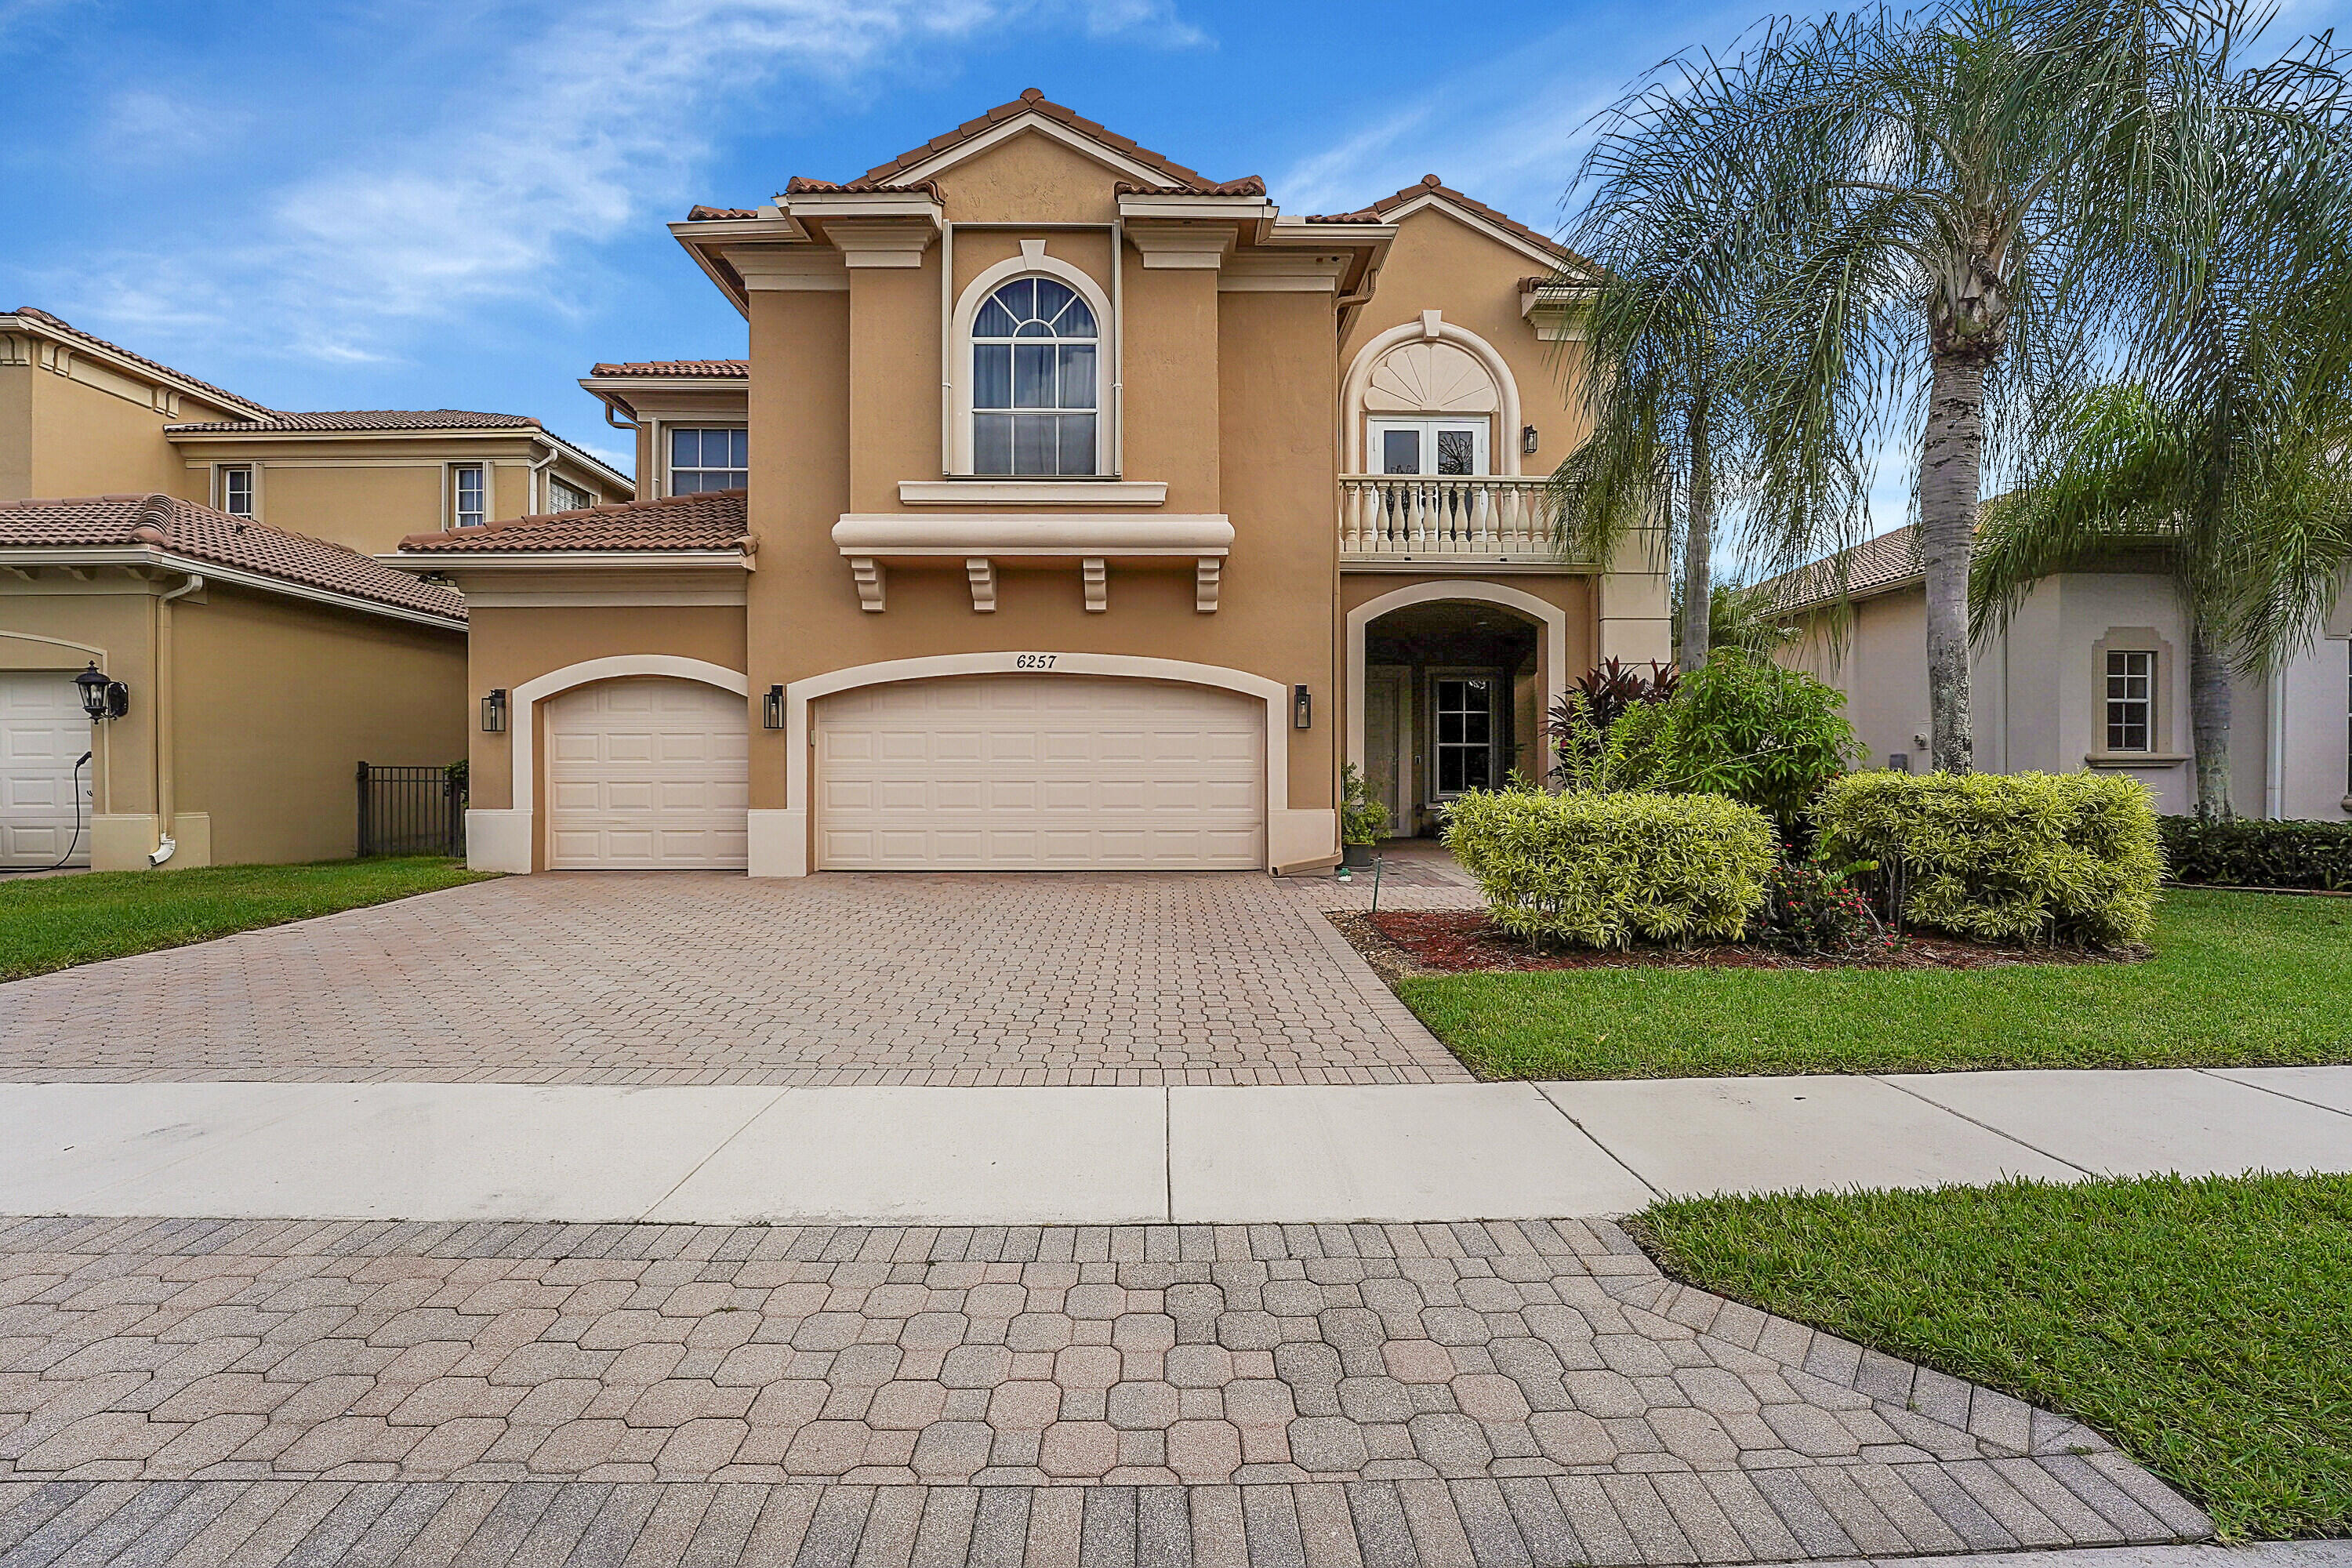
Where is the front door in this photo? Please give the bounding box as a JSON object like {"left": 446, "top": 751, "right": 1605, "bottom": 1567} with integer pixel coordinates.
{"left": 1363, "top": 665, "right": 1409, "bottom": 833}
{"left": 1429, "top": 671, "right": 1501, "bottom": 800}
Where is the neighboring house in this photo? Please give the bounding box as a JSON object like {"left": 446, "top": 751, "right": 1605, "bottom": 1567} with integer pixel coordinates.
{"left": 392, "top": 91, "right": 1668, "bottom": 877}
{"left": 1766, "top": 525, "right": 2352, "bottom": 819}
{"left": 0, "top": 307, "right": 610, "bottom": 870}
{"left": 0, "top": 307, "right": 630, "bottom": 556}
{"left": 0, "top": 494, "right": 466, "bottom": 871}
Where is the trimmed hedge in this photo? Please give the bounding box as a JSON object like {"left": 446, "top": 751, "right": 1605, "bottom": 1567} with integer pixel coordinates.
{"left": 1816, "top": 771, "right": 2162, "bottom": 947}
{"left": 2161, "top": 816, "right": 2352, "bottom": 891}
{"left": 1443, "top": 789, "right": 1777, "bottom": 950}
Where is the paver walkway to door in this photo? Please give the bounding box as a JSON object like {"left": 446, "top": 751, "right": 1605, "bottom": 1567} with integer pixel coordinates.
{"left": 0, "top": 1217, "right": 2211, "bottom": 1566}
{"left": 0, "top": 872, "right": 1468, "bottom": 1087}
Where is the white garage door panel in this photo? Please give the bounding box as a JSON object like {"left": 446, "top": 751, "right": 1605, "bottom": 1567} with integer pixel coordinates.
{"left": 546, "top": 678, "right": 746, "bottom": 869}
{"left": 817, "top": 675, "right": 1265, "bottom": 870}
{"left": 2, "top": 672, "right": 93, "bottom": 868}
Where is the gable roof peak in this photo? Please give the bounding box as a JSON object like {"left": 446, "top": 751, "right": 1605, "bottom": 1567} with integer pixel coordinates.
{"left": 841, "top": 89, "right": 1225, "bottom": 194}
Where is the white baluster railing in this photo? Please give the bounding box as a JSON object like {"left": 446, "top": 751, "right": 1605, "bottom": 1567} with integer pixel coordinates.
{"left": 1338, "top": 475, "right": 1563, "bottom": 560}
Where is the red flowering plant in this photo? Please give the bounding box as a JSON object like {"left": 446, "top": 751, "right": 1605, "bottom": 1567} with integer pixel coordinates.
{"left": 1755, "top": 854, "right": 1896, "bottom": 958}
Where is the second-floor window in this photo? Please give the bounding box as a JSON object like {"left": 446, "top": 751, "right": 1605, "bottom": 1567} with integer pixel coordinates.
{"left": 549, "top": 477, "right": 592, "bottom": 513}
{"left": 218, "top": 466, "right": 254, "bottom": 517}
{"left": 2105, "top": 650, "right": 2154, "bottom": 752}
{"left": 972, "top": 278, "right": 1098, "bottom": 476}
{"left": 670, "top": 428, "right": 746, "bottom": 494}
{"left": 452, "top": 464, "right": 486, "bottom": 530}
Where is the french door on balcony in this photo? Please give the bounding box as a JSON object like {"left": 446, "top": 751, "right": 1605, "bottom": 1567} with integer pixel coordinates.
{"left": 1371, "top": 418, "right": 1489, "bottom": 477}
{"left": 1429, "top": 670, "right": 1502, "bottom": 800}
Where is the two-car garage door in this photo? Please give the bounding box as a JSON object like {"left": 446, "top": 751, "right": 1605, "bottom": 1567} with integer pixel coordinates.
{"left": 539, "top": 672, "right": 1266, "bottom": 873}
{"left": 816, "top": 674, "right": 1265, "bottom": 870}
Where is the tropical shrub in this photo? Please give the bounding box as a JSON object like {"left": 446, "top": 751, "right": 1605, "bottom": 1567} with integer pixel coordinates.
{"left": 1647, "top": 652, "right": 1864, "bottom": 829}
{"left": 1756, "top": 855, "right": 1893, "bottom": 958}
{"left": 1443, "top": 788, "right": 1777, "bottom": 949}
{"left": 1340, "top": 764, "right": 1391, "bottom": 847}
{"left": 2159, "top": 816, "right": 2352, "bottom": 891}
{"left": 1816, "top": 771, "right": 2163, "bottom": 946}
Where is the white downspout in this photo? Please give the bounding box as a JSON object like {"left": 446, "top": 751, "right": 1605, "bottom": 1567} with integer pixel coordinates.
{"left": 148, "top": 571, "right": 204, "bottom": 867}
{"left": 2265, "top": 659, "right": 2286, "bottom": 820}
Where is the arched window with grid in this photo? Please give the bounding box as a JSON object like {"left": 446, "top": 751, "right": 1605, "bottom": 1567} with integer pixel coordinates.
{"left": 971, "top": 278, "right": 1098, "bottom": 476}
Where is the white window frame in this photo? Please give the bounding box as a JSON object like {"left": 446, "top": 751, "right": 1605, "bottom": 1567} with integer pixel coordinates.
{"left": 666, "top": 427, "right": 748, "bottom": 496}
{"left": 2105, "top": 649, "right": 2154, "bottom": 753}
{"left": 948, "top": 242, "right": 1115, "bottom": 477}
{"left": 548, "top": 476, "right": 593, "bottom": 514}
{"left": 450, "top": 463, "right": 488, "bottom": 531}
{"left": 1428, "top": 666, "right": 1504, "bottom": 801}
{"left": 214, "top": 464, "right": 256, "bottom": 518}
{"left": 1369, "top": 418, "right": 1490, "bottom": 477}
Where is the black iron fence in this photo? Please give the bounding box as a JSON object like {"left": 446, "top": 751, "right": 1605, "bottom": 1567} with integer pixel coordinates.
{"left": 357, "top": 762, "right": 467, "bottom": 857}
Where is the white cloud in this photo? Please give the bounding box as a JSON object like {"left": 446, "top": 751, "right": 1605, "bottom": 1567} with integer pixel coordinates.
{"left": 51, "top": 0, "right": 1202, "bottom": 364}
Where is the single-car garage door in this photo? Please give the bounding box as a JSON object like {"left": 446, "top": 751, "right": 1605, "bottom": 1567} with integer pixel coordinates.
{"left": 2, "top": 670, "right": 93, "bottom": 869}
{"left": 546, "top": 677, "right": 747, "bottom": 869}
{"left": 817, "top": 674, "right": 1265, "bottom": 870}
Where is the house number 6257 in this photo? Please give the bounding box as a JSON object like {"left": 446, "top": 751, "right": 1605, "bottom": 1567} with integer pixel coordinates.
{"left": 1014, "top": 653, "right": 1058, "bottom": 670}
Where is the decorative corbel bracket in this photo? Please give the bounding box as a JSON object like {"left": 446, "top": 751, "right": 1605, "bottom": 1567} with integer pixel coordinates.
{"left": 1081, "top": 558, "right": 1108, "bottom": 613}
{"left": 1195, "top": 558, "right": 1221, "bottom": 613}
{"left": 965, "top": 557, "right": 996, "bottom": 612}
{"left": 848, "top": 557, "right": 885, "bottom": 612}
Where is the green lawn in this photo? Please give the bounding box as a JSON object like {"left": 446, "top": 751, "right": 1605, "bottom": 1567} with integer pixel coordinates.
{"left": 0, "top": 857, "right": 493, "bottom": 982}
{"left": 1399, "top": 889, "right": 2352, "bottom": 1078}
{"left": 1632, "top": 1175, "right": 2352, "bottom": 1540}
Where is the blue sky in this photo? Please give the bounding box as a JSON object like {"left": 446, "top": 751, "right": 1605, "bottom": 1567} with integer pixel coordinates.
{"left": 8, "top": 0, "right": 2347, "bottom": 492}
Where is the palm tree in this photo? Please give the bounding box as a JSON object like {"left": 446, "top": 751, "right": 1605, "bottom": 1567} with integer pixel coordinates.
{"left": 1573, "top": 0, "right": 2201, "bottom": 771}
{"left": 1548, "top": 205, "right": 1762, "bottom": 671}
{"left": 1974, "top": 30, "right": 2352, "bottom": 818}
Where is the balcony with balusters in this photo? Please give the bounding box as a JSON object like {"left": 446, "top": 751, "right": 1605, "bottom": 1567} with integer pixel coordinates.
{"left": 1338, "top": 474, "right": 1583, "bottom": 568}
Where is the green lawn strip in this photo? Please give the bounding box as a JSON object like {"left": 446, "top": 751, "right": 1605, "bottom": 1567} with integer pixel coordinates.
{"left": 1397, "top": 890, "right": 2352, "bottom": 1078}
{"left": 1629, "top": 1175, "right": 2352, "bottom": 1540}
{"left": 0, "top": 858, "right": 494, "bottom": 982}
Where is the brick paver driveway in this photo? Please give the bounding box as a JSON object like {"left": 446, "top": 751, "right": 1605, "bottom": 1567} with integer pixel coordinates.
{"left": 0, "top": 873, "right": 1468, "bottom": 1087}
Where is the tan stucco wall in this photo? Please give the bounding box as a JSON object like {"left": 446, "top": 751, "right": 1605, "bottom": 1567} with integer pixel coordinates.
{"left": 239, "top": 462, "right": 445, "bottom": 554}
{"left": 28, "top": 368, "right": 205, "bottom": 500}
{"left": 171, "top": 583, "right": 467, "bottom": 864}
{"left": 0, "top": 365, "right": 31, "bottom": 502}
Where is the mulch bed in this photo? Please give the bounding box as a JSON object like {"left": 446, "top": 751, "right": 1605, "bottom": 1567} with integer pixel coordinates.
{"left": 1330, "top": 908, "right": 2144, "bottom": 978}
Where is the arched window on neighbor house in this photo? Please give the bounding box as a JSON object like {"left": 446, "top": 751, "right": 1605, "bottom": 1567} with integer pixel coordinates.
{"left": 971, "top": 278, "right": 1099, "bottom": 476}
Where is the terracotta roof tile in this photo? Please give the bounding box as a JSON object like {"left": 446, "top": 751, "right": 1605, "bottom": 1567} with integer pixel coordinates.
{"left": 782, "top": 176, "right": 943, "bottom": 198}
{"left": 685, "top": 205, "right": 760, "bottom": 221}
{"left": 0, "top": 494, "right": 466, "bottom": 621}
{"left": 165, "top": 409, "right": 543, "bottom": 434}
{"left": 587, "top": 359, "right": 749, "bottom": 379}
{"left": 5, "top": 307, "right": 273, "bottom": 418}
{"left": 1114, "top": 177, "right": 1267, "bottom": 198}
{"left": 397, "top": 488, "right": 747, "bottom": 554}
{"left": 841, "top": 88, "right": 1225, "bottom": 193}
{"left": 1757, "top": 525, "right": 1924, "bottom": 614}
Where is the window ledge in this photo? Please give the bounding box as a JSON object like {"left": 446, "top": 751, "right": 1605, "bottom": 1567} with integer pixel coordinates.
{"left": 2084, "top": 752, "right": 2191, "bottom": 768}
{"left": 898, "top": 479, "right": 1166, "bottom": 506}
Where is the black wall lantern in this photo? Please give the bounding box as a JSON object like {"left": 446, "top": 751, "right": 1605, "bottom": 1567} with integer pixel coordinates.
{"left": 74, "top": 662, "right": 127, "bottom": 721}
{"left": 481, "top": 688, "right": 508, "bottom": 733}
{"left": 1293, "top": 684, "right": 1312, "bottom": 729}
{"left": 1521, "top": 424, "right": 1540, "bottom": 456}
{"left": 763, "top": 684, "right": 785, "bottom": 730}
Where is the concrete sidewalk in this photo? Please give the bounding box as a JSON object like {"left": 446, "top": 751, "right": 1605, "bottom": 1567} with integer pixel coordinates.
{"left": 3, "top": 1066, "right": 2346, "bottom": 1226}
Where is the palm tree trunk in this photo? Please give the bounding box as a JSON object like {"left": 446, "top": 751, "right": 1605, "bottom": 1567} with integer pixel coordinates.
{"left": 1919, "top": 350, "right": 1987, "bottom": 774}
{"left": 2188, "top": 621, "right": 2234, "bottom": 821}
{"left": 1680, "top": 406, "right": 1714, "bottom": 671}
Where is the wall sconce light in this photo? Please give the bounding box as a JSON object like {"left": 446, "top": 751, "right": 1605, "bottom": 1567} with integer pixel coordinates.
{"left": 763, "top": 684, "right": 785, "bottom": 730}
{"left": 481, "top": 688, "right": 508, "bottom": 733}
{"left": 1521, "top": 425, "right": 1539, "bottom": 456}
{"left": 74, "top": 662, "right": 128, "bottom": 721}
{"left": 1293, "top": 684, "right": 1312, "bottom": 729}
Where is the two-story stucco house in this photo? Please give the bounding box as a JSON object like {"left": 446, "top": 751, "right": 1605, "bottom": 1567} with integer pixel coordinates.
{"left": 0, "top": 308, "right": 629, "bottom": 870}
{"left": 394, "top": 93, "right": 1668, "bottom": 877}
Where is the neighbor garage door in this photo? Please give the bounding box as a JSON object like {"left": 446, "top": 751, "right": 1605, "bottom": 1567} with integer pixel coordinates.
{"left": 2, "top": 670, "right": 93, "bottom": 869}
{"left": 816, "top": 674, "right": 1264, "bottom": 869}
{"left": 546, "top": 677, "right": 747, "bottom": 869}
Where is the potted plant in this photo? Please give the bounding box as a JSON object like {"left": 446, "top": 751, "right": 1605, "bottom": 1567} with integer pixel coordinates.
{"left": 1341, "top": 763, "right": 1391, "bottom": 868}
